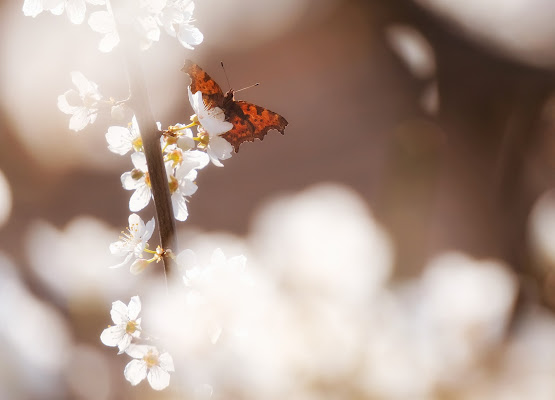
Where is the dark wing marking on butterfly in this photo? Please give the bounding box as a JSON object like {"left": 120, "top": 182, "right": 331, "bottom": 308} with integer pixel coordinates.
{"left": 222, "top": 101, "right": 289, "bottom": 152}
{"left": 181, "top": 60, "right": 225, "bottom": 108}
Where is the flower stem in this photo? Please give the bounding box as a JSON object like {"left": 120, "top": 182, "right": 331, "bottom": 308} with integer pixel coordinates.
{"left": 117, "top": 26, "right": 178, "bottom": 278}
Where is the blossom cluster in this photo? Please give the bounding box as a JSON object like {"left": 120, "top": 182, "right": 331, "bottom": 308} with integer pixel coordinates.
{"left": 107, "top": 90, "right": 233, "bottom": 222}
{"left": 23, "top": 0, "right": 203, "bottom": 52}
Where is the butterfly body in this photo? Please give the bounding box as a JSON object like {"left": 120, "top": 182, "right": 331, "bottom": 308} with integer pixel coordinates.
{"left": 182, "top": 60, "right": 288, "bottom": 152}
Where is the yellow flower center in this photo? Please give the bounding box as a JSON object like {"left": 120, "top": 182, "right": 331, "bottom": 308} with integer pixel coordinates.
{"left": 132, "top": 137, "right": 143, "bottom": 152}
{"left": 168, "top": 175, "right": 178, "bottom": 194}
{"left": 126, "top": 320, "right": 138, "bottom": 334}
{"left": 166, "top": 149, "right": 183, "bottom": 168}
{"left": 196, "top": 131, "right": 210, "bottom": 150}
{"left": 143, "top": 350, "right": 160, "bottom": 368}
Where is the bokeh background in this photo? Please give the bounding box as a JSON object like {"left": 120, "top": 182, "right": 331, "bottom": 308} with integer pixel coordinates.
{"left": 4, "top": 0, "right": 555, "bottom": 398}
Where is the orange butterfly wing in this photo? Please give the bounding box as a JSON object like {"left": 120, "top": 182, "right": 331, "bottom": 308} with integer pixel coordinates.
{"left": 181, "top": 59, "right": 225, "bottom": 108}
{"left": 222, "top": 101, "right": 288, "bottom": 153}
{"left": 182, "top": 60, "right": 288, "bottom": 152}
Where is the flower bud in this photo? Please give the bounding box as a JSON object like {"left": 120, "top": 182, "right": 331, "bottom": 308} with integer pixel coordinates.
{"left": 130, "top": 258, "right": 149, "bottom": 275}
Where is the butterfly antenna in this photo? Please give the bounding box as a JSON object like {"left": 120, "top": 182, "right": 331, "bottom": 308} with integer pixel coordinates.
{"left": 235, "top": 83, "right": 260, "bottom": 93}
{"left": 220, "top": 61, "right": 232, "bottom": 91}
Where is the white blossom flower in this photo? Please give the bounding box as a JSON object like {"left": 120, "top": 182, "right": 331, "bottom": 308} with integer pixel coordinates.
{"left": 24, "top": 0, "right": 105, "bottom": 24}
{"left": 109, "top": 213, "right": 155, "bottom": 269}
{"left": 106, "top": 115, "right": 143, "bottom": 155}
{"left": 124, "top": 344, "right": 174, "bottom": 390}
{"left": 179, "top": 247, "right": 252, "bottom": 344}
{"left": 168, "top": 150, "right": 209, "bottom": 221}
{"left": 121, "top": 152, "right": 152, "bottom": 212}
{"left": 88, "top": 0, "right": 201, "bottom": 52}
{"left": 188, "top": 88, "right": 233, "bottom": 136}
{"left": 159, "top": 1, "right": 204, "bottom": 49}
{"left": 57, "top": 71, "right": 103, "bottom": 131}
{"left": 100, "top": 296, "right": 142, "bottom": 353}
{"left": 197, "top": 126, "right": 233, "bottom": 167}
{"left": 188, "top": 88, "right": 233, "bottom": 165}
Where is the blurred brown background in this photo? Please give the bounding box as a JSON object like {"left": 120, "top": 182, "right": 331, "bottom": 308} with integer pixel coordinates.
{"left": 3, "top": 0, "right": 555, "bottom": 398}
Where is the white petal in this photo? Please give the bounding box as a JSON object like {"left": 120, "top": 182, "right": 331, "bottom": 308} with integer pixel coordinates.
{"left": 110, "top": 300, "right": 128, "bottom": 324}
{"left": 128, "top": 213, "right": 142, "bottom": 230}
{"left": 200, "top": 113, "right": 232, "bottom": 136}
{"left": 144, "top": 218, "right": 155, "bottom": 241}
{"left": 131, "top": 151, "right": 148, "bottom": 170}
{"left": 129, "top": 185, "right": 152, "bottom": 212}
{"left": 66, "top": 0, "right": 86, "bottom": 24}
{"left": 158, "top": 352, "right": 175, "bottom": 372}
{"left": 116, "top": 333, "right": 132, "bottom": 354}
{"left": 57, "top": 92, "right": 78, "bottom": 114}
{"left": 207, "top": 136, "right": 233, "bottom": 167}
{"left": 69, "top": 107, "right": 92, "bottom": 131}
{"left": 125, "top": 344, "right": 150, "bottom": 358}
{"left": 109, "top": 252, "right": 133, "bottom": 269}
{"left": 177, "top": 134, "right": 195, "bottom": 151}
{"left": 109, "top": 240, "right": 128, "bottom": 256}
{"left": 121, "top": 172, "right": 143, "bottom": 191}
{"left": 177, "top": 25, "right": 203, "bottom": 49}
{"left": 23, "top": 0, "right": 43, "bottom": 17}
{"left": 188, "top": 88, "right": 201, "bottom": 114}
{"left": 127, "top": 296, "right": 141, "bottom": 320}
{"left": 183, "top": 0, "right": 195, "bottom": 14}
{"left": 70, "top": 71, "right": 97, "bottom": 97}
{"left": 99, "top": 31, "right": 120, "bottom": 52}
{"left": 179, "top": 178, "right": 198, "bottom": 197}
{"left": 88, "top": 10, "right": 114, "bottom": 34}
{"left": 44, "top": 0, "right": 64, "bottom": 14}
{"left": 147, "top": 366, "right": 171, "bottom": 390}
{"left": 100, "top": 325, "right": 126, "bottom": 346}
{"left": 106, "top": 126, "right": 133, "bottom": 155}
{"left": 172, "top": 194, "right": 188, "bottom": 222}
{"left": 182, "top": 150, "right": 209, "bottom": 172}
{"left": 86, "top": 0, "right": 105, "bottom": 5}
{"left": 124, "top": 359, "right": 148, "bottom": 386}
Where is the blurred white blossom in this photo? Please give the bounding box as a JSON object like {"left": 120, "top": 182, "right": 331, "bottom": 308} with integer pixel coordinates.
{"left": 0, "top": 253, "right": 71, "bottom": 399}
{"left": 88, "top": 0, "right": 203, "bottom": 52}
{"left": 159, "top": 0, "right": 204, "bottom": 49}
{"left": 57, "top": 71, "right": 103, "bottom": 131}
{"left": 385, "top": 24, "right": 436, "bottom": 79}
{"left": 23, "top": 0, "right": 106, "bottom": 24}
{"left": 25, "top": 216, "right": 140, "bottom": 303}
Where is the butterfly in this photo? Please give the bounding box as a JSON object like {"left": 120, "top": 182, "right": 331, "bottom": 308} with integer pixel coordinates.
{"left": 181, "top": 60, "right": 288, "bottom": 152}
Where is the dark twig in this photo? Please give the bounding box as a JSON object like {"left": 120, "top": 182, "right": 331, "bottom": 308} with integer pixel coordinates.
{"left": 117, "top": 25, "right": 178, "bottom": 278}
